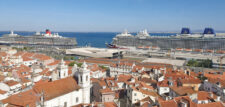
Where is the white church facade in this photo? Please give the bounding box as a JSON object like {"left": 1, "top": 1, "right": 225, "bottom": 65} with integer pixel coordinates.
{"left": 34, "top": 60, "right": 91, "bottom": 107}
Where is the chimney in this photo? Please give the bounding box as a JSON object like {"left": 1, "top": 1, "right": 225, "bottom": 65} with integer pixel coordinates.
{"left": 115, "top": 75, "right": 118, "bottom": 81}
{"left": 209, "top": 92, "right": 213, "bottom": 98}
{"left": 168, "top": 80, "right": 174, "bottom": 86}
{"left": 117, "top": 101, "right": 120, "bottom": 107}
{"left": 179, "top": 98, "right": 189, "bottom": 107}
{"left": 91, "top": 103, "right": 94, "bottom": 107}
{"left": 217, "top": 96, "right": 221, "bottom": 101}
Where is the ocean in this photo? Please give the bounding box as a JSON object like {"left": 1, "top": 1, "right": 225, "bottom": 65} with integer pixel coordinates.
{"left": 0, "top": 31, "right": 176, "bottom": 48}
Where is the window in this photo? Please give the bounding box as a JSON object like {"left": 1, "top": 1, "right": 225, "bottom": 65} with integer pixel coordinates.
{"left": 86, "top": 75, "right": 88, "bottom": 81}
{"left": 80, "top": 76, "right": 82, "bottom": 82}
{"left": 64, "top": 102, "right": 67, "bottom": 107}
{"left": 76, "top": 97, "right": 79, "bottom": 103}
{"left": 134, "top": 93, "right": 137, "bottom": 96}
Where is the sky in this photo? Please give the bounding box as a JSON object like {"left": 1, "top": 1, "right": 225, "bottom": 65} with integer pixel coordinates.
{"left": 0, "top": 0, "right": 225, "bottom": 32}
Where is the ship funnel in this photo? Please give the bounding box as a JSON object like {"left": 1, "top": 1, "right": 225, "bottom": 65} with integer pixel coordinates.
{"left": 10, "top": 30, "right": 14, "bottom": 35}
{"left": 46, "top": 29, "right": 51, "bottom": 35}
{"left": 181, "top": 28, "right": 191, "bottom": 34}
{"left": 203, "top": 28, "right": 215, "bottom": 34}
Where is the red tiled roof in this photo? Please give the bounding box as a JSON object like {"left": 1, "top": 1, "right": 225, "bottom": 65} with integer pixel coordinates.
{"left": 197, "top": 102, "right": 224, "bottom": 107}
{"left": 197, "top": 91, "right": 216, "bottom": 101}
{"left": 170, "top": 86, "right": 196, "bottom": 96}
{"left": 33, "top": 76, "right": 80, "bottom": 101}
{"left": 4, "top": 80, "right": 20, "bottom": 86}
{"left": 100, "top": 88, "right": 114, "bottom": 94}
{"left": 47, "top": 60, "right": 60, "bottom": 66}
{"left": 22, "top": 56, "right": 34, "bottom": 61}
{"left": 1, "top": 89, "right": 39, "bottom": 107}
{"left": 181, "top": 78, "right": 201, "bottom": 84}
{"left": 104, "top": 102, "right": 117, "bottom": 107}
{"left": 0, "top": 89, "right": 7, "bottom": 94}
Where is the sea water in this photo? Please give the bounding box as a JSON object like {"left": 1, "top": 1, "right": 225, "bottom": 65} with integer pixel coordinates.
{"left": 0, "top": 31, "right": 176, "bottom": 48}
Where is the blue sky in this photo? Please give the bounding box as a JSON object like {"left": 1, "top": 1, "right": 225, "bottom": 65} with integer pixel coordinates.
{"left": 0, "top": 0, "right": 225, "bottom": 32}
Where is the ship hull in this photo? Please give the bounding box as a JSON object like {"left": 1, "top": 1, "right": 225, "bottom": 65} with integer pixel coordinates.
{"left": 112, "top": 36, "right": 225, "bottom": 50}
{"left": 0, "top": 36, "right": 77, "bottom": 49}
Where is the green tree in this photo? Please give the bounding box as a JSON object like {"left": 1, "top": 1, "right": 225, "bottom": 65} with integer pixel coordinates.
{"left": 187, "top": 59, "right": 212, "bottom": 68}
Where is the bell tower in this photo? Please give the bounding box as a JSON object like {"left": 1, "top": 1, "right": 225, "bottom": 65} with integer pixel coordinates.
{"left": 57, "top": 59, "right": 68, "bottom": 79}
{"left": 78, "top": 61, "right": 91, "bottom": 104}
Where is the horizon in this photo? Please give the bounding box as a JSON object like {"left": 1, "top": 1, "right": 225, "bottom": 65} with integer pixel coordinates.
{"left": 0, "top": 29, "right": 225, "bottom": 33}
{"left": 0, "top": 0, "right": 225, "bottom": 32}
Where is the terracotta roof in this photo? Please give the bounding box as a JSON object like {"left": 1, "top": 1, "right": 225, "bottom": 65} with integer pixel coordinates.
{"left": 194, "top": 49, "right": 203, "bottom": 52}
{"left": 21, "top": 78, "right": 31, "bottom": 84}
{"left": 99, "top": 80, "right": 107, "bottom": 87}
{"left": 159, "top": 100, "right": 177, "bottom": 107}
{"left": 22, "top": 56, "right": 34, "bottom": 61}
{"left": 47, "top": 60, "right": 60, "bottom": 66}
{"left": 13, "top": 51, "right": 25, "bottom": 56}
{"left": 216, "top": 50, "right": 225, "bottom": 54}
{"left": 139, "top": 82, "right": 154, "bottom": 90}
{"left": 207, "top": 78, "right": 225, "bottom": 88}
{"left": 159, "top": 96, "right": 197, "bottom": 107}
{"left": 117, "top": 74, "right": 132, "bottom": 82}
{"left": 204, "top": 49, "right": 214, "bottom": 53}
{"left": 22, "top": 52, "right": 35, "bottom": 58}
{"left": 4, "top": 80, "right": 20, "bottom": 87}
{"left": 158, "top": 80, "right": 177, "bottom": 87}
{"left": 0, "top": 75, "right": 6, "bottom": 82}
{"left": 140, "top": 78, "right": 157, "bottom": 84}
{"left": 170, "top": 86, "right": 196, "bottom": 96}
{"left": 1, "top": 89, "right": 39, "bottom": 107}
{"left": 181, "top": 78, "right": 201, "bottom": 84}
{"left": 197, "top": 91, "right": 216, "bottom": 101}
{"left": 100, "top": 88, "right": 114, "bottom": 94}
{"left": 140, "top": 97, "right": 151, "bottom": 102}
{"left": 0, "top": 89, "right": 7, "bottom": 94}
{"left": 103, "top": 102, "right": 117, "bottom": 107}
{"left": 138, "top": 89, "right": 158, "bottom": 97}
{"left": 33, "top": 54, "right": 52, "bottom": 61}
{"left": 0, "top": 52, "right": 7, "bottom": 57}
{"left": 33, "top": 76, "right": 80, "bottom": 101}
{"left": 197, "top": 102, "right": 224, "bottom": 107}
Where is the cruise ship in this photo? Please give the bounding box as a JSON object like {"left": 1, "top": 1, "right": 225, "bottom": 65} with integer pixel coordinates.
{"left": 110, "top": 28, "right": 225, "bottom": 50}
{"left": 0, "top": 29, "right": 77, "bottom": 49}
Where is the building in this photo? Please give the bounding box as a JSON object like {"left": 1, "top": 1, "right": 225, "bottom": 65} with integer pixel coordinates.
{"left": 66, "top": 47, "right": 124, "bottom": 58}
{"left": 0, "top": 61, "right": 92, "bottom": 107}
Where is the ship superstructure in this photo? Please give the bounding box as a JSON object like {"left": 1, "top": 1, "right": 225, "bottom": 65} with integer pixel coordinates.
{"left": 111, "top": 28, "right": 225, "bottom": 50}
{"left": 0, "top": 29, "right": 77, "bottom": 49}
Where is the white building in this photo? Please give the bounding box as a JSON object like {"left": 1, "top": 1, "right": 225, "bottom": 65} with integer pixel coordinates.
{"left": 33, "top": 61, "right": 91, "bottom": 107}
{"left": 78, "top": 61, "right": 91, "bottom": 104}
{"left": 89, "top": 64, "right": 106, "bottom": 78}
{"left": 23, "top": 57, "right": 36, "bottom": 66}
{"left": 127, "top": 84, "right": 158, "bottom": 104}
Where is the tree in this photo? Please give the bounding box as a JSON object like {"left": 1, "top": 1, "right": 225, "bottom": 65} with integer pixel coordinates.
{"left": 68, "top": 61, "right": 82, "bottom": 67}
{"left": 68, "top": 62, "right": 76, "bottom": 66}
{"left": 187, "top": 59, "right": 212, "bottom": 68}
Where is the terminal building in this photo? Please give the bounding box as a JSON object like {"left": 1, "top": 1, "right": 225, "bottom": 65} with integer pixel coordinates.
{"left": 66, "top": 47, "right": 124, "bottom": 58}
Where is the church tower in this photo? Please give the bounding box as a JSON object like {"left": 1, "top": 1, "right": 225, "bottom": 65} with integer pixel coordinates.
{"left": 57, "top": 59, "right": 68, "bottom": 79}
{"left": 78, "top": 61, "right": 91, "bottom": 104}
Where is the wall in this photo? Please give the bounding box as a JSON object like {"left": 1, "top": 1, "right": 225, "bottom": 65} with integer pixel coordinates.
{"left": 44, "top": 89, "right": 82, "bottom": 107}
